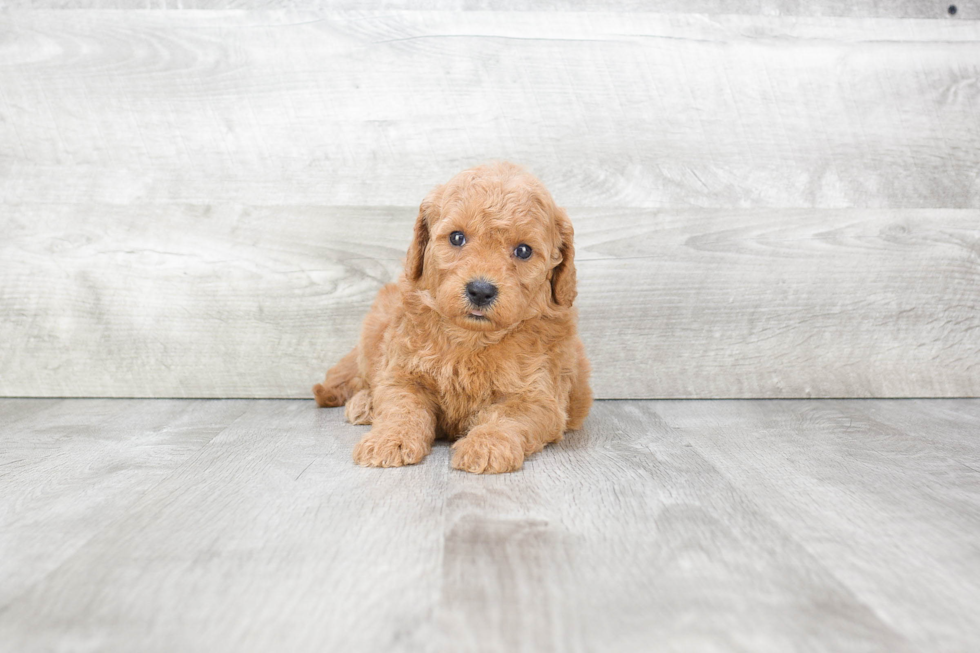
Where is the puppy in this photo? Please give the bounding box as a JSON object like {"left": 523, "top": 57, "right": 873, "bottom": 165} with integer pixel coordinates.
{"left": 313, "top": 162, "right": 592, "bottom": 474}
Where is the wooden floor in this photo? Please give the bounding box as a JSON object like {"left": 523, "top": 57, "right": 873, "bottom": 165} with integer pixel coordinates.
{"left": 1, "top": 398, "right": 978, "bottom": 652}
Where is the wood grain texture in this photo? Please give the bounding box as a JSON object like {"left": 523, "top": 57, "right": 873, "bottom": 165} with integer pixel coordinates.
{"left": 418, "top": 400, "right": 914, "bottom": 653}
{"left": 656, "top": 398, "right": 980, "bottom": 651}
{"left": 2, "top": 9, "right": 979, "bottom": 399}
{"left": 0, "top": 397, "right": 65, "bottom": 428}
{"left": 3, "top": 1, "right": 978, "bottom": 20}
{"left": 1, "top": 400, "right": 451, "bottom": 652}
{"left": 861, "top": 398, "right": 980, "bottom": 463}
{"left": 0, "top": 399, "right": 249, "bottom": 606}
{"left": 2, "top": 204, "right": 978, "bottom": 398}
{"left": 1, "top": 11, "right": 979, "bottom": 209}
{"left": 2, "top": 398, "right": 979, "bottom": 651}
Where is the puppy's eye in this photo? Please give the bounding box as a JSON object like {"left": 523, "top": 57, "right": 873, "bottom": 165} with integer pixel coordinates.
{"left": 449, "top": 231, "right": 466, "bottom": 247}
{"left": 514, "top": 244, "right": 533, "bottom": 260}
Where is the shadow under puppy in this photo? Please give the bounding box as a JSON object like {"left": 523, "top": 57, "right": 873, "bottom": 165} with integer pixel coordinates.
{"left": 314, "top": 162, "right": 592, "bottom": 474}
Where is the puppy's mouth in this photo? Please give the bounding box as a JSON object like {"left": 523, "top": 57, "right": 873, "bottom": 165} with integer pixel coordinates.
{"left": 467, "top": 310, "right": 490, "bottom": 321}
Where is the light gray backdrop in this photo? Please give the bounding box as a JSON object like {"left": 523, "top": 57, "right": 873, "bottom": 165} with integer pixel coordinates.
{"left": 1, "top": 2, "right": 978, "bottom": 398}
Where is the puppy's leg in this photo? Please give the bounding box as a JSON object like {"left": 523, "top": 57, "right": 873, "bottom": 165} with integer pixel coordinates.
{"left": 452, "top": 396, "right": 564, "bottom": 474}
{"left": 313, "top": 346, "right": 361, "bottom": 407}
{"left": 344, "top": 389, "right": 373, "bottom": 425}
{"left": 353, "top": 382, "right": 436, "bottom": 468}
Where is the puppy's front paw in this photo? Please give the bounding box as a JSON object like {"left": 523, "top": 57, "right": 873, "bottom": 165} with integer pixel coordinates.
{"left": 353, "top": 427, "right": 430, "bottom": 468}
{"left": 452, "top": 426, "right": 524, "bottom": 474}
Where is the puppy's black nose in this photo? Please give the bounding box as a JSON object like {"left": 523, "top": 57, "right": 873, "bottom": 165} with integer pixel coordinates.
{"left": 466, "top": 279, "right": 498, "bottom": 307}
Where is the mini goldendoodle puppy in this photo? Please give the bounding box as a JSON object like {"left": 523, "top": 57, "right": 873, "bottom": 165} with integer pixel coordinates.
{"left": 314, "top": 162, "right": 592, "bottom": 474}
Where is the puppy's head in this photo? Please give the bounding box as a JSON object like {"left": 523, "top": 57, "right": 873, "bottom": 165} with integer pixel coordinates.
{"left": 404, "top": 162, "right": 576, "bottom": 332}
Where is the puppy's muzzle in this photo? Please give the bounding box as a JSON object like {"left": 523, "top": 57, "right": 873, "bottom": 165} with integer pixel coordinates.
{"left": 465, "top": 279, "right": 498, "bottom": 308}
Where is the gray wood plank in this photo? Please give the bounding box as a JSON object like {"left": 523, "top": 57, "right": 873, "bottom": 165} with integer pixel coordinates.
{"left": 2, "top": 398, "right": 979, "bottom": 650}
{"left": 1, "top": 399, "right": 137, "bottom": 464}
{"left": 416, "top": 400, "right": 913, "bottom": 653}
{"left": 860, "top": 399, "right": 980, "bottom": 465}
{"left": 0, "top": 399, "right": 249, "bottom": 606}
{"left": 1, "top": 11, "right": 978, "bottom": 209}
{"left": 0, "top": 400, "right": 450, "bottom": 653}
{"left": 582, "top": 209, "right": 980, "bottom": 398}
{"left": 2, "top": 204, "right": 977, "bottom": 398}
{"left": 2, "top": 8, "right": 979, "bottom": 400}
{"left": 3, "top": 1, "right": 977, "bottom": 20}
{"left": 0, "top": 398, "right": 62, "bottom": 430}
{"left": 656, "top": 399, "right": 980, "bottom": 651}
{"left": 2, "top": 399, "right": 957, "bottom": 652}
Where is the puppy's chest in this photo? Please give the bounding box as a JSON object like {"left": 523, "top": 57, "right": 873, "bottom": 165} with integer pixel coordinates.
{"left": 414, "top": 347, "right": 512, "bottom": 431}
{"left": 430, "top": 350, "right": 500, "bottom": 399}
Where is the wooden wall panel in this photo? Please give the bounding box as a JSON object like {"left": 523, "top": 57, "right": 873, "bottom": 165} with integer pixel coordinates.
{"left": 1, "top": 9, "right": 978, "bottom": 398}
{"left": 1, "top": 11, "right": 979, "bottom": 209}
{"left": 2, "top": 2, "right": 977, "bottom": 20}
{"left": 2, "top": 204, "right": 977, "bottom": 398}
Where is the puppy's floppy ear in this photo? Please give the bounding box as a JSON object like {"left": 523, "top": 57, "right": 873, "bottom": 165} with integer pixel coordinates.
{"left": 550, "top": 206, "right": 577, "bottom": 307}
{"left": 405, "top": 188, "right": 440, "bottom": 282}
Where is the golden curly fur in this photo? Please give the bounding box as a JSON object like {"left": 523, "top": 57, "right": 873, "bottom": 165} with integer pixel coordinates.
{"left": 313, "top": 162, "right": 592, "bottom": 474}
